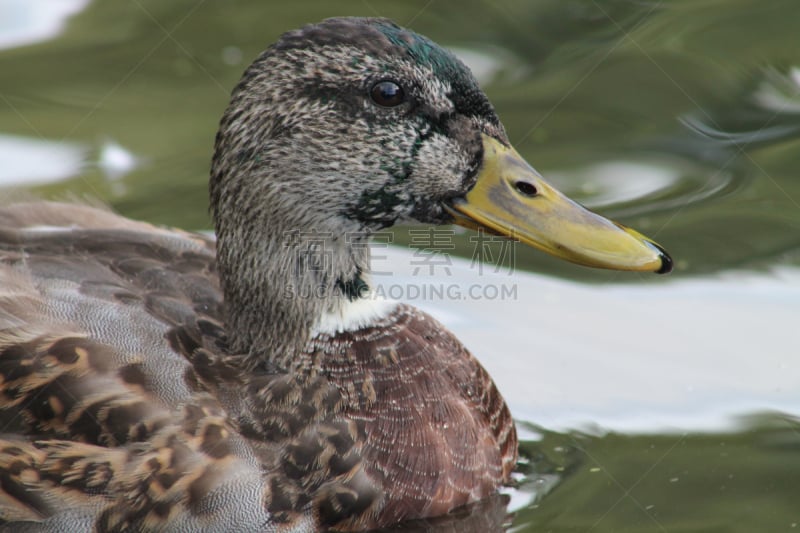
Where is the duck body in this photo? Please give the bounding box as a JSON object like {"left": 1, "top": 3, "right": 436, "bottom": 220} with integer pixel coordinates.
{"left": 0, "top": 202, "right": 514, "bottom": 531}
{"left": 0, "top": 16, "right": 669, "bottom": 532}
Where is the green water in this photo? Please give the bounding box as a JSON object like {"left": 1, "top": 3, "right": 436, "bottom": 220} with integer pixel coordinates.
{"left": 1, "top": 1, "right": 799, "bottom": 531}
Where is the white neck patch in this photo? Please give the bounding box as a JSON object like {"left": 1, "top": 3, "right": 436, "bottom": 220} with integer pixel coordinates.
{"left": 312, "top": 296, "right": 398, "bottom": 336}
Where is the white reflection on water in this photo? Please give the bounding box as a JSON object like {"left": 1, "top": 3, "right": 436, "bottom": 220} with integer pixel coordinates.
{"left": 0, "top": 134, "right": 139, "bottom": 188}
{"left": 754, "top": 66, "right": 800, "bottom": 114}
{"left": 451, "top": 45, "right": 529, "bottom": 86}
{"left": 548, "top": 157, "right": 739, "bottom": 218}
{"left": 376, "top": 246, "right": 798, "bottom": 434}
{"left": 550, "top": 161, "right": 677, "bottom": 207}
{"left": 0, "top": 0, "right": 90, "bottom": 50}
{"left": 0, "top": 134, "right": 86, "bottom": 186}
{"left": 98, "top": 140, "right": 139, "bottom": 181}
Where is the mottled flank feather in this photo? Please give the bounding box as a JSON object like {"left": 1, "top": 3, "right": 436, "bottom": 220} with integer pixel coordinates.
{"left": 0, "top": 205, "right": 275, "bottom": 531}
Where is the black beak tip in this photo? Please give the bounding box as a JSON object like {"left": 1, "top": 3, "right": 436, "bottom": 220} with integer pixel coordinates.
{"left": 654, "top": 243, "right": 673, "bottom": 275}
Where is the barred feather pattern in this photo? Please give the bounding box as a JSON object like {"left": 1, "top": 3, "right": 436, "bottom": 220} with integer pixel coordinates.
{"left": 0, "top": 202, "right": 515, "bottom": 532}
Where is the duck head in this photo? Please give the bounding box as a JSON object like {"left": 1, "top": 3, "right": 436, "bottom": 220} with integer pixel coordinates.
{"left": 210, "top": 17, "right": 671, "bottom": 361}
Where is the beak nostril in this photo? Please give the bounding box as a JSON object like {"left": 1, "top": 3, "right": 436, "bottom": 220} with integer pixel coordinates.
{"left": 514, "top": 181, "right": 538, "bottom": 197}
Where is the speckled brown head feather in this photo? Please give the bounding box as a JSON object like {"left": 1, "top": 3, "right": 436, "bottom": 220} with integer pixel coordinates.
{"left": 210, "top": 17, "right": 507, "bottom": 361}
{"left": 0, "top": 16, "right": 517, "bottom": 532}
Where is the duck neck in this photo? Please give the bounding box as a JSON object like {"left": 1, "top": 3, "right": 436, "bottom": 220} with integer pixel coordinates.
{"left": 215, "top": 216, "right": 372, "bottom": 369}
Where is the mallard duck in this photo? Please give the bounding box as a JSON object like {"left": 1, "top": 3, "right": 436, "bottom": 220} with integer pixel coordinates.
{"left": 0, "top": 17, "right": 670, "bottom": 532}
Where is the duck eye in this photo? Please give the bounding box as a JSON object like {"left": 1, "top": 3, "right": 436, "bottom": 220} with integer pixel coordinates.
{"left": 370, "top": 81, "right": 405, "bottom": 107}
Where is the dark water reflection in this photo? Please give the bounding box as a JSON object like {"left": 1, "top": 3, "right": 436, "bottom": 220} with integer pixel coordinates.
{"left": 1, "top": 1, "right": 799, "bottom": 531}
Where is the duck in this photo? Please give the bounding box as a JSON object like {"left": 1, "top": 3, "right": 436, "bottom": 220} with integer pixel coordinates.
{"left": 0, "top": 16, "right": 671, "bottom": 532}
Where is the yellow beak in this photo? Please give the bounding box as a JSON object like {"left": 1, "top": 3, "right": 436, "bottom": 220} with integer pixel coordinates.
{"left": 446, "top": 135, "right": 672, "bottom": 274}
